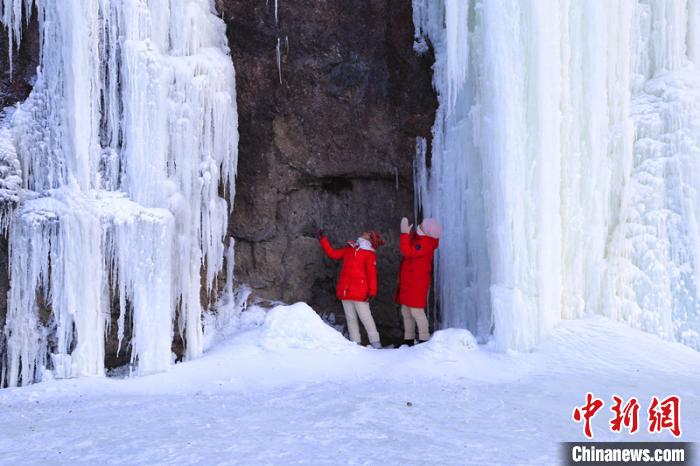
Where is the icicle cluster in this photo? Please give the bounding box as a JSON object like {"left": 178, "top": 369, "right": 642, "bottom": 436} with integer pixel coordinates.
{"left": 0, "top": 127, "right": 21, "bottom": 231}
{"left": 414, "top": 0, "right": 700, "bottom": 352}
{"left": 0, "top": 0, "right": 238, "bottom": 387}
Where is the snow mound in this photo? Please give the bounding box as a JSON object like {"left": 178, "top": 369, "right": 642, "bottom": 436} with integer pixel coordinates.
{"left": 240, "top": 307, "right": 267, "bottom": 328}
{"left": 422, "top": 328, "right": 478, "bottom": 354}
{"left": 257, "top": 303, "right": 354, "bottom": 351}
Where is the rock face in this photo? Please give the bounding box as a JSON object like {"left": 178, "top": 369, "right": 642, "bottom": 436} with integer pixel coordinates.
{"left": 0, "top": 11, "right": 39, "bottom": 111}
{"left": 220, "top": 0, "right": 436, "bottom": 344}
{"left": 0, "top": 1, "right": 436, "bottom": 355}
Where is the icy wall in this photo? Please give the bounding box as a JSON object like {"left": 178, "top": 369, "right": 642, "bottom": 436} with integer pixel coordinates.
{"left": 0, "top": 0, "right": 238, "bottom": 387}
{"left": 414, "top": 0, "right": 700, "bottom": 352}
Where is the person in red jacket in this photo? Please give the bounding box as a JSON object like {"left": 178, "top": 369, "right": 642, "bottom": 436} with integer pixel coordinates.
{"left": 395, "top": 217, "right": 441, "bottom": 346}
{"left": 317, "top": 228, "right": 385, "bottom": 348}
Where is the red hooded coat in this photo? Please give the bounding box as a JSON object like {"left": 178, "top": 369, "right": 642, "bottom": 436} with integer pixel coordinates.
{"left": 395, "top": 233, "right": 439, "bottom": 308}
{"left": 320, "top": 236, "right": 377, "bottom": 301}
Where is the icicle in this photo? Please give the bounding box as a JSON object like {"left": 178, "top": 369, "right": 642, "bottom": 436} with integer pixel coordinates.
{"left": 276, "top": 36, "right": 282, "bottom": 84}
{"left": 3, "top": 207, "right": 56, "bottom": 387}
{"left": 202, "top": 238, "right": 248, "bottom": 353}
{"left": 444, "top": 0, "right": 469, "bottom": 111}
{"left": 0, "top": 127, "right": 21, "bottom": 233}
{"left": 105, "top": 200, "right": 175, "bottom": 374}
{"left": 1, "top": 0, "right": 35, "bottom": 73}
{"left": 225, "top": 237, "right": 235, "bottom": 302}
{"left": 412, "top": 137, "right": 427, "bottom": 223}
{"left": 687, "top": 0, "right": 700, "bottom": 65}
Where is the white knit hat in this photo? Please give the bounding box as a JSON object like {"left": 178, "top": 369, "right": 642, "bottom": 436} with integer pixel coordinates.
{"left": 420, "top": 218, "right": 442, "bottom": 239}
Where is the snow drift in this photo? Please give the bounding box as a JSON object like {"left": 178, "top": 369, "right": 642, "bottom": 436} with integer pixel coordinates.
{"left": 421, "top": 328, "right": 478, "bottom": 356}
{"left": 256, "top": 303, "right": 355, "bottom": 352}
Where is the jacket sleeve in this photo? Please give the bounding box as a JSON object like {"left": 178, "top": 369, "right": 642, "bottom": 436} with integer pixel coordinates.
{"left": 366, "top": 252, "right": 377, "bottom": 297}
{"left": 399, "top": 233, "right": 434, "bottom": 259}
{"left": 319, "top": 236, "right": 345, "bottom": 261}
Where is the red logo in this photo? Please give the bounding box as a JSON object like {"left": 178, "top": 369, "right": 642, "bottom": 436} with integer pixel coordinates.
{"left": 609, "top": 396, "right": 640, "bottom": 434}
{"left": 572, "top": 392, "right": 604, "bottom": 438}
{"left": 573, "top": 394, "right": 681, "bottom": 438}
{"left": 648, "top": 395, "right": 681, "bottom": 438}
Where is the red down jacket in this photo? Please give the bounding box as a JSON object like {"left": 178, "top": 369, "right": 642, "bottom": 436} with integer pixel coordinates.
{"left": 319, "top": 236, "right": 377, "bottom": 301}
{"left": 395, "top": 233, "right": 439, "bottom": 308}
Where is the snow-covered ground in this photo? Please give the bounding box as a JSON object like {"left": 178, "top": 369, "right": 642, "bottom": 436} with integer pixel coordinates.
{"left": 0, "top": 303, "right": 698, "bottom": 465}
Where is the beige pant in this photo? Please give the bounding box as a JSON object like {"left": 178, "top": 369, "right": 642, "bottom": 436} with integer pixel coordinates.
{"left": 401, "top": 305, "right": 430, "bottom": 341}
{"left": 341, "top": 300, "right": 380, "bottom": 344}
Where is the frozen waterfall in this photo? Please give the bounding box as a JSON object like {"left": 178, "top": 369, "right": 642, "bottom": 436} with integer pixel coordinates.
{"left": 414, "top": 0, "right": 700, "bottom": 352}
{"left": 0, "top": 0, "right": 238, "bottom": 387}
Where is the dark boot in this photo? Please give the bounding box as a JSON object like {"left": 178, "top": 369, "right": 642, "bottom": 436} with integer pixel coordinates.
{"left": 402, "top": 339, "right": 415, "bottom": 347}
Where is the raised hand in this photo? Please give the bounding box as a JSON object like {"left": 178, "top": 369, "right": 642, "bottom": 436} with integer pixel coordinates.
{"left": 400, "top": 217, "right": 413, "bottom": 234}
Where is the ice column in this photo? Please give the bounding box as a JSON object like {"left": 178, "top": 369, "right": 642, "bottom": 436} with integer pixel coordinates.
{"left": 414, "top": 0, "right": 700, "bottom": 351}
{"left": 0, "top": 0, "right": 238, "bottom": 387}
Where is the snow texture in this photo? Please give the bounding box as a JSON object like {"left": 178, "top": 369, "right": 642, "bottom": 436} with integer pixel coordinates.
{"left": 0, "top": 0, "right": 238, "bottom": 387}
{"left": 256, "top": 303, "right": 356, "bottom": 351}
{"left": 414, "top": 0, "right": 700, "bottom": 352}
{"left": 0, "top": 303, "right": 697, "bottom": 464}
